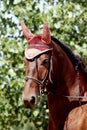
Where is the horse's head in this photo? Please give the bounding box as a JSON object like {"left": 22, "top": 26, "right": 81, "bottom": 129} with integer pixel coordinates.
{"left": 21, "top": 23, "right": 53, "bottom": 108}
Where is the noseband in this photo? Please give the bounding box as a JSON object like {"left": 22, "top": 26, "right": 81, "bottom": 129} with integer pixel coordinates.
{"left": 25, "top": 75, "right": 49, "bottom": 94}
{"left": 25, "top": 51, "right": 53, "bottom": 94}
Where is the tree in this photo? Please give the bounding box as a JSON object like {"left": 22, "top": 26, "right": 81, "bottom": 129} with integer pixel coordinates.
{"left": 0, "top": 0, "right": 87, "bottom": 130}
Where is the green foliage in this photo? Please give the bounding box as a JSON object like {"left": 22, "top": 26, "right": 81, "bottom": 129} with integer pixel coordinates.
{"left": 0, "top": 0, "right": 87, "bottom": 130}
{"left": 42, "top": 1, "right": 87, "bottom": 62}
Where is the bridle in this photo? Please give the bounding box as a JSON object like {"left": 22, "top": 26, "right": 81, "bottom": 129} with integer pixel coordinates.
{"left": 25, "top": 76, "right": 49, "bottom": 94}
{"left": 25, "top": 72, "right": 49, "bottom": 95}
{"left": 25, "top": 50, "right": 53, "bottom": 94}
{"left": 25, "top": 46, "right": 87, "bottom": 102}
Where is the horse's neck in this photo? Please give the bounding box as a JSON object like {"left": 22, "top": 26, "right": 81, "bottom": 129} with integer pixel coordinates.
{"left": 52, "top": 42, "right": 77, "bottom": 96}
{"left": 51, "top": 41, "right": 87, "bottom": 99}
{"left": 47, "top": 42, "right": 87, "bottom": 129}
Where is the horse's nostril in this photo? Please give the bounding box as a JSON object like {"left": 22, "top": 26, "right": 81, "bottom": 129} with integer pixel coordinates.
{"left": 23, "top": 99, "right": 30, "bottom": 108}
{"left": 30, "top": 96, "right": 35, "bottom": 104}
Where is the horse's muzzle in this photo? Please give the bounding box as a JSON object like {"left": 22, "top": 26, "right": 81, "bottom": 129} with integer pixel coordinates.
{"left": 23, "top": 96, "right": 36, "bottom": 109}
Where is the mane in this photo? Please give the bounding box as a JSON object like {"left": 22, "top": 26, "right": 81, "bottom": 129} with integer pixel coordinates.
{"left": 51, "top": 36, "right": 87, "bottom": 82}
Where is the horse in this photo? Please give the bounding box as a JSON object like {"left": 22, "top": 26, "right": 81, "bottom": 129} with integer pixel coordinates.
{"left": 21, "top": 22, "right": 87, "bottom": 130}
{"left": 64, "top": 104, "right": 87, "bottom": 130}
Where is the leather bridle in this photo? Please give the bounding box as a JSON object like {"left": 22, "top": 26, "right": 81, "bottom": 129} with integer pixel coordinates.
{"left": 25, "top": 48, "right": 87, "bottom": 102}
{"left": 25, "top": 51, "right": 53, "bottom": 94}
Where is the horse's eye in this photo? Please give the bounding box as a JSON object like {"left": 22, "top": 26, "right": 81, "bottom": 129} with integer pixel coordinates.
{"left": 42, "top": 59, "right": 49, "bottom": 65}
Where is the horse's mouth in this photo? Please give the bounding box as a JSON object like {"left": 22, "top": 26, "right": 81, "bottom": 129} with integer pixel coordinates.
{"left": 23, "top": 100, "right": 36, "bottom": 109}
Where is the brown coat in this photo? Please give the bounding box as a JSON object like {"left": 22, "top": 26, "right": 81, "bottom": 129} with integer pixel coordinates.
{"left": 64, "top": 104, "right": 87, "bottom": 130}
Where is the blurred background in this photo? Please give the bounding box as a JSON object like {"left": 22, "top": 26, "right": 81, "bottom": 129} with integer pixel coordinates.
{"left": 0, "top": 0, "right": 87, "bottom": 130}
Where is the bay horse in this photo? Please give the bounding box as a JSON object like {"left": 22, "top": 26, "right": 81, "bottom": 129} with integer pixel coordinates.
{"left": 21, "top": 22, "right": 87, "bottom": 130}
{"left": 64, "top": 104, "right": 87, "bottom": 130}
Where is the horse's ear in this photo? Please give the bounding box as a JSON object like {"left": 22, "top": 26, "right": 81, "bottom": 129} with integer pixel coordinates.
{"left": 21, "top": 22, "right": 34, "bottom": 41}
{"left": 42, "top": 23, "right": 51, "bottom": 44}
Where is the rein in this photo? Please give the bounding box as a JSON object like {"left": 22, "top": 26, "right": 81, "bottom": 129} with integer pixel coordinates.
{"left": 47, "top": 63, "right": 87, "bottom": 103}
{"left": 41, "top": 56, "right": 87, "bottom": 103}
